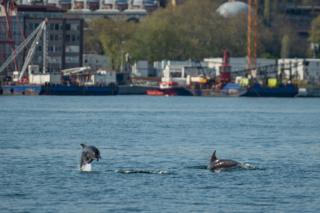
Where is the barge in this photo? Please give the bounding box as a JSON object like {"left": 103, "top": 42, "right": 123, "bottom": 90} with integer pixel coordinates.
{"left": 240, "top": 83, "right": 298, "bottom": 97}
{"left": 1, "top": 84, "right": 42, "bottom": 95}
{"left": 40, "top": 84, "right": 118, "bottom": 96}
{"left": 146, "top": 81, "right": 193, "bottom": 96}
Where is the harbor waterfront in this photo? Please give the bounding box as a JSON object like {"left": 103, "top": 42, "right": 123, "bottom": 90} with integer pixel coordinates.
{"left": 0, "top": 96, "right": 319, "bottom": 213}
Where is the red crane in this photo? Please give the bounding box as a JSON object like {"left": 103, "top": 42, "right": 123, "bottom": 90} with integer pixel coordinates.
{"left": 247, "top": 0, "right": 258, "bottom": 70}
{"left": 0, "top": 0, "right": 25, "bottom": 74}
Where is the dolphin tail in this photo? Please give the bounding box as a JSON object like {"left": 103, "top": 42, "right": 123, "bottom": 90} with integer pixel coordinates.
{"left": 80, "top": 144, "right": 87, "bottom": 149}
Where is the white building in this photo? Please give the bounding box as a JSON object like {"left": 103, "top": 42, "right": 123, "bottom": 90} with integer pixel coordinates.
{"left": 83, "top": 54, "right": 109, "bottom": 71}
{"left": 131, "top": 60, "right": 154, "bottom": 77}
{"left": 26, "top": 65, "right": 61, "bottom": 84}
{"left": 153, "top": 60, "right": 208, "bottom": 77}
{"left": 278, "top": 58, "right": 320, "bottom": 83}
{"left": 156, "top": 60, "right": 215, "bottom": 86}
{"left": 90, "top": 70, "right": 116, "bottom": 85}
{"left": 204, "top": 57, "right": 276, "bottom": 76}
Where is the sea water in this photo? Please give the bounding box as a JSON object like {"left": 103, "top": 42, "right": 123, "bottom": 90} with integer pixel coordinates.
{"left": 0, "top": 96, "right": 319, "bottom": 213}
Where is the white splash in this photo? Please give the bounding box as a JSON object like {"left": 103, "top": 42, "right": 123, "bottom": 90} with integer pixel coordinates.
{"left": 240, "top": 163, "right": 256, "bottom": 169}
{"left": 115, "top": 169, "right": 171, "bottom": 175}
{"left": 80, "top": 163, "right": 92, "bottom": 172}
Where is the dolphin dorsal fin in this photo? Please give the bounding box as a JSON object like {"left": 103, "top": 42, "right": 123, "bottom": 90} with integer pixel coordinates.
{"left": 80, "top": 144, "right": 87, "bottom": 149}
{"left": 211, "top": 150, "right": 218, "bottom": 162}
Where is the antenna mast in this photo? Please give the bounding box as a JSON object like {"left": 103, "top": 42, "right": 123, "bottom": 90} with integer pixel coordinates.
{"left": 247, "top": 0, "right": 258, "bottom": 69}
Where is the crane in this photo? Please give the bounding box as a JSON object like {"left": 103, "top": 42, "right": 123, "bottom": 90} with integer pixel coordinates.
{"left": 247, "top": 0, "right": 258, "bottom": 70}
{"left": 0, "top": 19, "right": 47, "bottom": 82}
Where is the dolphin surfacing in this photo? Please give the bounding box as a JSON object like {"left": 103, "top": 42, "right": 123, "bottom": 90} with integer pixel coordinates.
{"left": 208, "top": 150, "right": 240, "bottom": 171}
{"left": 80, "top": 144, "right": 101, "bottom": 171}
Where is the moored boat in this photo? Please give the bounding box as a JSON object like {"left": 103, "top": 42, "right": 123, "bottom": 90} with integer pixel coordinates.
{"left": 296, "top": 87, "right": 320, "bottom": 97}
{"left": 146, "top": 87, "right": 193, "bottom": 96}
{"left": 1, "top": 84, "right": 42, "bottom": 95}
{"left": 118, "top": 85, "right": 155, "bottom": 95}
{"left": 40, "top": 83, "right": 118, "bottom": 96}
{"left": 146, "top": 81, "right": 193, "bottom": 96}
{"left": 240, "top": 83, "right": 298, "bottom": 97}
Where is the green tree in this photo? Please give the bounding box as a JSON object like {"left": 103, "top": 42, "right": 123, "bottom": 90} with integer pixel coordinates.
{"left": 89, "top": 18, "right": 137, "bottom": 71}
{"left": 263, "top": 0, "right": 271, "bottom": 26}
{"left": 309, "top": 16, "right": 320, "bottom": 57}
{"left": 128, "top": 0, "right": 249, "bottom": 61}
{"left": 281, "top": 34, "right": 290, "bottom": 58}
{"left": 310, "top": 16, "right": 320, "bottom": 44}
{"left": 84, "top": 29, "right": 104, "bottom": 54}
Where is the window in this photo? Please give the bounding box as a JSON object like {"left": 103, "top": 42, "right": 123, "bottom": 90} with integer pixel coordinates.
{"left": 65, "top": 45, "right": 79, "bottom": 53}
{"left": 66, "top": 56, "right": 79, "bottom": 64}
{"left": 65, "top": 24, "right": 71, "bottom": 31}
{"left": 55, "top": 24, "right": 59, "bottom": 30}
{"left": 71, "top": 24, "right": 79, "bottom": 31}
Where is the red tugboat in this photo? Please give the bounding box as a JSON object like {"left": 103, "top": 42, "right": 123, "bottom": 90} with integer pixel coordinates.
{"left": 146, "top": 63, "right": 193, "bottom": 96}
{"left": 146, "top": 81, "right": 193, "bottom": 96}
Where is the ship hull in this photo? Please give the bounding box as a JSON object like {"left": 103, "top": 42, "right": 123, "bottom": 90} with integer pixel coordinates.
{"left": 241, "top": 84, "right": 298, "bottom": 97}
{"left": 40, "top": 84, "right": 118, "bottom": 96}
{"left": 1, "top": 85, "right": 42, "bottom": 95}
{"left": 118, "top": 85, "right": 156, "bottom": 95}
{"left": 147, "top": 87, "right": 193, "bottom": 96}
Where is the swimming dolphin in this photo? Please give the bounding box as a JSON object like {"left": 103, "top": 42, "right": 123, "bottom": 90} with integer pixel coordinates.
{"left": 80, "top": 144, "right": 101, "bottom": 170}
{"left": 208, "top": 150, "right": 240, "bottom": 171}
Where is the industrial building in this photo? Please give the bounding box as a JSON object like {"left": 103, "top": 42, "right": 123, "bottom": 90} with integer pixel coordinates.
{"left": 278, "top": 58, "right": 320, "bottom": 84}
{"left": 16, "top": 0, "right": 159, "bottom": 19}
{"left": 83, "top": 53, "right": 109, "bottom": 70}
{"left": 0, "top": 4, "right": 83, "bottom": 76}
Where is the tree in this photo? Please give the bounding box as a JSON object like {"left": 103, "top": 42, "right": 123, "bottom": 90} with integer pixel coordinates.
{"left": 128, "top": 0, "right": 249, "bottom": 61}
{"left": 263, "top": 0, "right": 271, "bottom": 26}
{"left": 84, "top": 29, "right": 104, "bottom": 54}
{"left": 309, "top": 16, "right": 320, "bottom": 57}
{"left": 89, "top": 18, "right": 137, "bottom": 71}
{"left": 281, "top": 34, "right": 290, "bottom": 58}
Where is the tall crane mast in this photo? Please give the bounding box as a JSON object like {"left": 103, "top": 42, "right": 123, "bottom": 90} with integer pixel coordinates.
{"left": 0, "top": 0, "right": 19, "bottom": 71}
{"left": 0, "top": 19, "right": 47, "bottom": 81}
{"left": 247, "top": 0, "right": 258, "bottom": 70}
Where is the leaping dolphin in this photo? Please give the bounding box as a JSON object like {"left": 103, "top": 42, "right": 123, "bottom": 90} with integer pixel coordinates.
{"left": 80, "top": 144, "right": 101, "bottom": 170}
{"left": 208, "top": 150, "right": 240, "bottom": 171}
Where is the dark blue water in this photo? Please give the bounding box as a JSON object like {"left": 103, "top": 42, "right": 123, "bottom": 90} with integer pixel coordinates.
{"left": 0, "top": 96, "right": 319, "bottom": 213}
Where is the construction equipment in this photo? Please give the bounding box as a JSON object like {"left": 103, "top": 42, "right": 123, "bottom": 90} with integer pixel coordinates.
{"left": 0, "top": 19, "right": 47, "bottom": 81}
{"left": 247, "top": 0, "right": 258, "bottom": 69}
